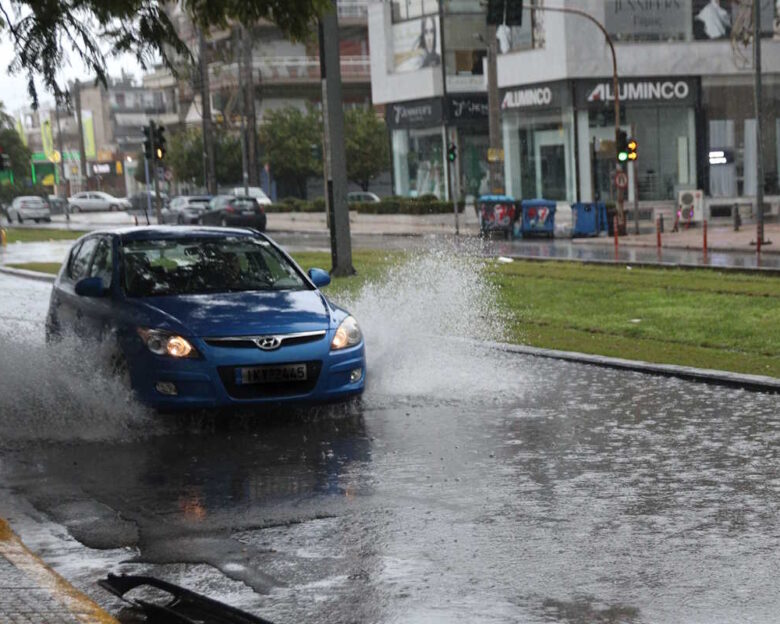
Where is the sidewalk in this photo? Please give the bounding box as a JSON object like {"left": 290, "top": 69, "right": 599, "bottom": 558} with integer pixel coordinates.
{"left": 0, "top": 518, "right": 117, "bottom": 623}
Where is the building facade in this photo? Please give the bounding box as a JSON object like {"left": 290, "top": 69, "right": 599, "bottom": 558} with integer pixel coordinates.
{"left": 370, "top": 0, "right": 780, "bottom": 212}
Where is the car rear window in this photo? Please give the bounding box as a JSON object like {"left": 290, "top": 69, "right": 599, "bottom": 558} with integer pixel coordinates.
{"left": 121, "top": 236, "right": 308, "bottom": 297}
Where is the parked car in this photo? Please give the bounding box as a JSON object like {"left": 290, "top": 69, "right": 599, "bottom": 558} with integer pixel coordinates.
{"left": 200, "top": 196, "right": 267, "bottom": 230}
{"left": 165, "top": 196, "right": 212, "bottom": 224}
{"left": 47, "top": 195, "right": 69, "bottom": 215}
{"left": 128, "top": 191, "right": 169, "bottom": 214}
{"left": 230, "top": 186, "right": 272, "bottom": 205}
{"left": 347, "top": 191, "right": 381, "bottom": 204}
{"left": 7, "top": 196, "right": 51, "bottom": 223}
{"left": 45, "top": 226, "right": 366, "bottom": 410}
{"left": 68, "top": 191, "right": 130, "bottom": 212}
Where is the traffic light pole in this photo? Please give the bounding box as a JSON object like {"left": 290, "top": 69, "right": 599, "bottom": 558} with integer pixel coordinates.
{"left": 148, "top": 120, "right": 163, "bottom": 224}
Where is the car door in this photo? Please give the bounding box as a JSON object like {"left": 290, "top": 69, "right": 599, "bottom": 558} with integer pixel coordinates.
{"left": 79, "top": 235, "right": 118, "bottom": 340}
{"left": 52, "top": 237, "right": 100, "bottom": 337}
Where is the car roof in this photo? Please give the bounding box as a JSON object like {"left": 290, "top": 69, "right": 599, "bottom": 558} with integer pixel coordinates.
{"left": 81, "top": 226, "right": 267, "bottom": 243}
{"left": 16, "top": 195, "right": 44, "bottom": 200}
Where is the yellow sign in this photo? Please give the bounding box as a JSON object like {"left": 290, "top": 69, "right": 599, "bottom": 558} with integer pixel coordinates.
{"left": 41, "top": 117, "right": 55, "bottom": 161}
{"left": 487, "top": 148, "right": 504, "bottom": 163}
{"left": 82, "top": 110, "right": 96, "bottom": 159}
{"left": 115, "top": 161, "right": 123, "bottom": 175}
{"left": 98, "top": 149, "right": 114, "bottom": 161}
{"left": 42, "top": 173, "right": 55, "bottom": 186}
{"left": 51, "top": 150, "right": 61, "bottom": 163}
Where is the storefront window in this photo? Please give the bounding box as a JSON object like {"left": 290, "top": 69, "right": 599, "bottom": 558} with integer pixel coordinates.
{"left": 392, "top": 127, "right": 446, "bottom": 198}
{"left": 459, "top": 128, "right": 489, "bottom": 198}
{"left": 503, "top": 110, "right": 576, "bottom": 202}
{"left": 392, "top": 0, "right": 439, "bottom": 22}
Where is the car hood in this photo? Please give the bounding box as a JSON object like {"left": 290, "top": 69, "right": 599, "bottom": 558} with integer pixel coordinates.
{"left": 133, "top": 289, "right": 335, "bottom": 337}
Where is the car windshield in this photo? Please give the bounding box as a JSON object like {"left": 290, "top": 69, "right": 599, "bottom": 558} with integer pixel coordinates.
{"left": 121, "top": 236, "right": 309, "bottom": 297}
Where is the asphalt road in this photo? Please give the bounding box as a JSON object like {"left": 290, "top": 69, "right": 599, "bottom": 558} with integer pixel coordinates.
{"left": 0, "top": 265, "right": 779, "bottom": 623}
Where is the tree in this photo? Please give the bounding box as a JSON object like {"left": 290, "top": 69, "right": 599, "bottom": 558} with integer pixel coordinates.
{"left": 344, "top": 107, "right": 390, "bottom": 192}
{"left": 258, "top": 107, "right": 321, "bottom": 198}
{"left": 168, "top": 128, "right": 204, "bottom": 186}
{"left": 0, "top": 102, "right": 33, "bottom": 180}
{"left": 0, "top": 0, "right": 331, "bottom": 107}
{"left": 213, "top": 132, "right": 242, "bottom": 186}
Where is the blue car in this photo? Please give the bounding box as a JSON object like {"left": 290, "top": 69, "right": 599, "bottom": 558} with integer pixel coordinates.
{"left": 46, "top": 227, "right": 365, "bottom": 411}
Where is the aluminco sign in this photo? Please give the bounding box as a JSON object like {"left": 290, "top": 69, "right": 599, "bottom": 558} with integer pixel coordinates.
{"left": 587, "top": 80, "right": 690, "bottom": 103}
{"left": 502, "top": 86, "right": 553, "bottom": 109}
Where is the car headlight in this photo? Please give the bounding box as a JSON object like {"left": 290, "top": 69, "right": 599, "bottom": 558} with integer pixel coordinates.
{"left": 137, "top": 328, "right": 196, "bottom": 358}
{"left": 330, "top": 316, "right": 362, "bottom": 350}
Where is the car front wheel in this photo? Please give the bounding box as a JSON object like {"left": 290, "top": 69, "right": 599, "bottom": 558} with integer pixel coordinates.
{"left": 16, "top": 214, "right": 23, "bottom": 223}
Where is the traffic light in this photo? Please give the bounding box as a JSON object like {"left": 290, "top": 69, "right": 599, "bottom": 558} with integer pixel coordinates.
{"left": 486, "top": 0, "right": 523, "bottom": 26}
{"left": 505, "top": 0, "right": 524, "bottom": 26}
{"left": 486, "top": 0, "right": 504, "bottom": 25}
{"left": 627, "top": 137, "right": 638, "bottom": 161}
{"left": 142, "top": 125, "right": 152, "bottom": 160}
{"left": 154, "top": 124, "right": 166, "bottom": 161}
{"left": 616, "top": 130, "right": 628, "bottom": 163}
{"left": 447, "top": 143, "right": 457, "bottom": 163}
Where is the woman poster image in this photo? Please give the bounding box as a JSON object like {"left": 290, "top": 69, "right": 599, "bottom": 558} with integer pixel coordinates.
{"left": 692, "top": 0, "right": 731, "bottom": 39}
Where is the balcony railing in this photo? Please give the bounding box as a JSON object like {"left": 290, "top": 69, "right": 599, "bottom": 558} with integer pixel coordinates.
{"left": 208, "top": 55, "right": 371, "bottom": 87}
{"left": 337, "top": 0, "right": 368, "bottom": 19}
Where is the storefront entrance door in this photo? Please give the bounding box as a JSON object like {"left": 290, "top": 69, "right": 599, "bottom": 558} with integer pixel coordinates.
{"left": 534, "top": 130, "right": 570, "bottom": 201}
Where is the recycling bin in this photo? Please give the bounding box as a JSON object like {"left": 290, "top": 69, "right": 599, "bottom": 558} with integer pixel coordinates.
{"left": 478, "top": 194, "right": 517, "bottom": 239}
{"left": 519, "top": 199, "right": 556, "bottom": 238}
{"left": 571, "top": 202, "right": 607, "bottom": 238}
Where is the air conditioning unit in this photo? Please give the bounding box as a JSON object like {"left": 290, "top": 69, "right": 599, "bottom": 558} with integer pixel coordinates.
{"left": 677, "top": 189, "right": 705, "bottom": 224}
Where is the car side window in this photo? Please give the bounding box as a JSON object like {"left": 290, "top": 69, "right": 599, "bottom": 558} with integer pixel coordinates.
{"left": 69, "top": 238, "right": 99, "bottom": 282}
{"left": 89, "top": 237, "right": 113, "bottom": 287}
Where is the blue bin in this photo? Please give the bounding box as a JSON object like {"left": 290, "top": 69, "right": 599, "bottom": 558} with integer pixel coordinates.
{"left": 571, "top": 202, "right": 607, "bottom": 238}
{"left": 478, "top": 194, "right": 518, "bottom": 239}
{"left": 519, "top": 199, "right": 556, "bottom": 238}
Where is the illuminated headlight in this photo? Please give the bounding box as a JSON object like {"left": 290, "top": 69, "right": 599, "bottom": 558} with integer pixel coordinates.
{"left": 330, "top": 316, "right": 362, "bottom": 350}
{"left": 137, "top": 329, "right": 196, "bottom": 358}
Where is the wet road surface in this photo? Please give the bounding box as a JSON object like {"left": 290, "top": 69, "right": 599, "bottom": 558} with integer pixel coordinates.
{"left": 0, "top": 265, "right": 779, "bottom": 623}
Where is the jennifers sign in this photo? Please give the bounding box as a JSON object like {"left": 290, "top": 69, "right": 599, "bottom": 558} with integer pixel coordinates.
{"left": 577, "top": 78, "right": 698, "bottom": 108}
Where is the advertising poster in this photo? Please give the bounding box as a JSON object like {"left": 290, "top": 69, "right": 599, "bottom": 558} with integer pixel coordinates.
{"left": 40, "top": 113, "right": 55, "bottom": 161}
{"left": 692, "top": 0, "right": 773, "bottom": 40}
{"left": 393, "top": 15, "right": 441, "bottom": 73}
{"left": 82, "top": 110, "right": 97, "bottom": 159}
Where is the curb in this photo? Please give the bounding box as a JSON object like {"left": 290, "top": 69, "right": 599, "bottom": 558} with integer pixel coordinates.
{"left": 488, "top": 340, "right": 780, "bottom": 394}
{"left": 0, "top": 518, "right": 118, "bottom": 623}
{"left": 501, "top": 254, "right": 780, "bottom": 274}
{"left": 0, "top": 265, "right": 56, "bottom": 282}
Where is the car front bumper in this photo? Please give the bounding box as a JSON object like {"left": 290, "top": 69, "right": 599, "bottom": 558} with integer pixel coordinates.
{"left": 125, "top": 335, "right": 365, "bottom": 411}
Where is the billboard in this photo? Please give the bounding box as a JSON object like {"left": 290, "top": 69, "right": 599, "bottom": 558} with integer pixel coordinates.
{"left": 82, "top": 110, "right": 97, "bottom": 159}
{"left": 692, "top": 0, "right": 773, "bottom": 40}
{"left": 393, "top": 15, "right": 441, "bottom": 73}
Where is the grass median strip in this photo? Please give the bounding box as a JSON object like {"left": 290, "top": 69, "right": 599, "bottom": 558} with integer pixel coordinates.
{"left": 7, "top": 252, "right": 778, "bottom": 377}
{"left": 3, "top": 227, "right": 88, "bottom": 244}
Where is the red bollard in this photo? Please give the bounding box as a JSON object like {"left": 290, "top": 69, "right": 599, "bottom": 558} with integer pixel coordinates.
{"left": 757, "top": 223, "right": 762, "bottom": 254}
{"left": 613, "top": 215, "right": 619, "bottom": 257}
{"left": 656, "top": 217, "right": 662, "bottom": 249}
{"left": 703, "top": 219, "right": 708, "bottom": 255}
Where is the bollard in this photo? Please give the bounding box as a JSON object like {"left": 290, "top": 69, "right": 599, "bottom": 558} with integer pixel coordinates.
{"left": 134, "top": 215, "right": 139, "bottom": 226}
{"left": 613, "top": 215, "right": 619, "bottom": 258}
{"left": 656, "top": 217, "right": 662, "bottom": 249}
{"left": 659, "top": 213, "right": 664, "bottom": 233}
{"left": 703, "top": 219, "right": 708, "bottom": 255}
{"left": 733, "top": 204, "right": 741, "bottom": 231}
{"left": 0, "top": 227, "right": 6, "bottom": 247}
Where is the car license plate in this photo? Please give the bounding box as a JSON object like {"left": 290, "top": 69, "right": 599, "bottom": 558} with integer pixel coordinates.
{"left": 235, "top": 364, "right": 307, "bottom": 385}
{"left": 242, "top": 210, "right": 255, "bottom": 215}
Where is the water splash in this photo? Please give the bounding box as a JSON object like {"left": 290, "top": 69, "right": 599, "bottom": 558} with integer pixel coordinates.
{"left": 341, "top": 242, "right": 518, "bottom": 404}
{"left": 0, "top": 333, "right": 154, "bottom": 444}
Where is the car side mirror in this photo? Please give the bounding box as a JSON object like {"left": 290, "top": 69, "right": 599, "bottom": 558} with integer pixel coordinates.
{"left": 307, "top": 268, "right": 331, "bottom": 288}
{"left": 75, "top": 276, "right": 108, "bottom": 297}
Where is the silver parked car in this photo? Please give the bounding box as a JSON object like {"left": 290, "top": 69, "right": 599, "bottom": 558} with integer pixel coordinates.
{"left": 68, "top": 191, "right": 130, "bottom": 212}
{"left": 164, "top": 196, "right": 212, "bottom": 224}
{"left": 8, "top": 196, "right": 51, "bottom": 223}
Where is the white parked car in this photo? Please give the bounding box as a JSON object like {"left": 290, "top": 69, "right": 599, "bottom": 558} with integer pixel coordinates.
{"left": 68, "top": 191, "right": 130, "bottom": 212}
{"left": 347, "top": 191, "right": 381, "bottom": 203}
{"left": 8, "top": 196, "right": 51, "bottom": 223}
{"left": 230, "top": 186, "right": 272, "bottom": 205}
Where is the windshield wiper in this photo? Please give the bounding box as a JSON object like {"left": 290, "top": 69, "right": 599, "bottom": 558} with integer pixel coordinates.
{"left": 99, "top": 574, "right": 276, "bottom": 624}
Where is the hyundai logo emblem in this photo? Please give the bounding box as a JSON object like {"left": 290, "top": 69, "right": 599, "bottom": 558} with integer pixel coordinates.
{"left": 254, "top": 336, "right": 282, "bottom": 350}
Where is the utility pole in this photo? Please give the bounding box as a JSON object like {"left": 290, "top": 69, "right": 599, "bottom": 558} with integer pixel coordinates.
{"left": 319, "top": 0, "right": 355, "bottom": 276}
{"left": 243, "top": 25, "right": 259, "bottom": 186}
{"left": 54, "top": 102, "right": 68, "bottom": 200}
{"left": 73, "top": 79, "right": 87, "bottom": 190}
{"left": 199, "top": 30, "right": 217, "bottom": 195}
{"left": 753, "top": 0, "right": 770, "bottom": 249}
{"left": 486, "top": 24, "right": 503, "bottom": 194}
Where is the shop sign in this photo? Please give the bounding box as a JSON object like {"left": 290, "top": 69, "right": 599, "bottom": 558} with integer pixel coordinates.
{"left": 500, "top": 81, "right": 568, "bottom": 111}
{"left": 577, "top": 77, "right": 697, "bottom": 108}
{"left": 447, "top": 95, "right": 488, "bottom": 122}
{"left": 605, "top": 1, "right": 688, "bottom": 39}
{"left": 387, "top": 98, "right": 443, "bottom": 129}
{"left": 91, "top": 162, "right": 112, "bottom": 175}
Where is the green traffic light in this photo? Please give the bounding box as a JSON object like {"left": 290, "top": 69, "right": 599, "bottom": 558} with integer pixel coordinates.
{"left": 618, "top": 152, "right": 628, "bottom": 162}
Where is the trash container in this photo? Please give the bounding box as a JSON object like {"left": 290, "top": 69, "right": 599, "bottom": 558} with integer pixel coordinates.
{"left": 519, "top": 199, "right": 556, "bottom": 238}
{"left": 571, "top": 202, "right": 607, "bottom": 238}
{"left": 478, "top": 195, "right": 517, "bottom": 239}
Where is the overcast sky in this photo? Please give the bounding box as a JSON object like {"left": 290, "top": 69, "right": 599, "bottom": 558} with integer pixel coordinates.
{"left": 0, "top": 34, "right": 145, "bottom": 114}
